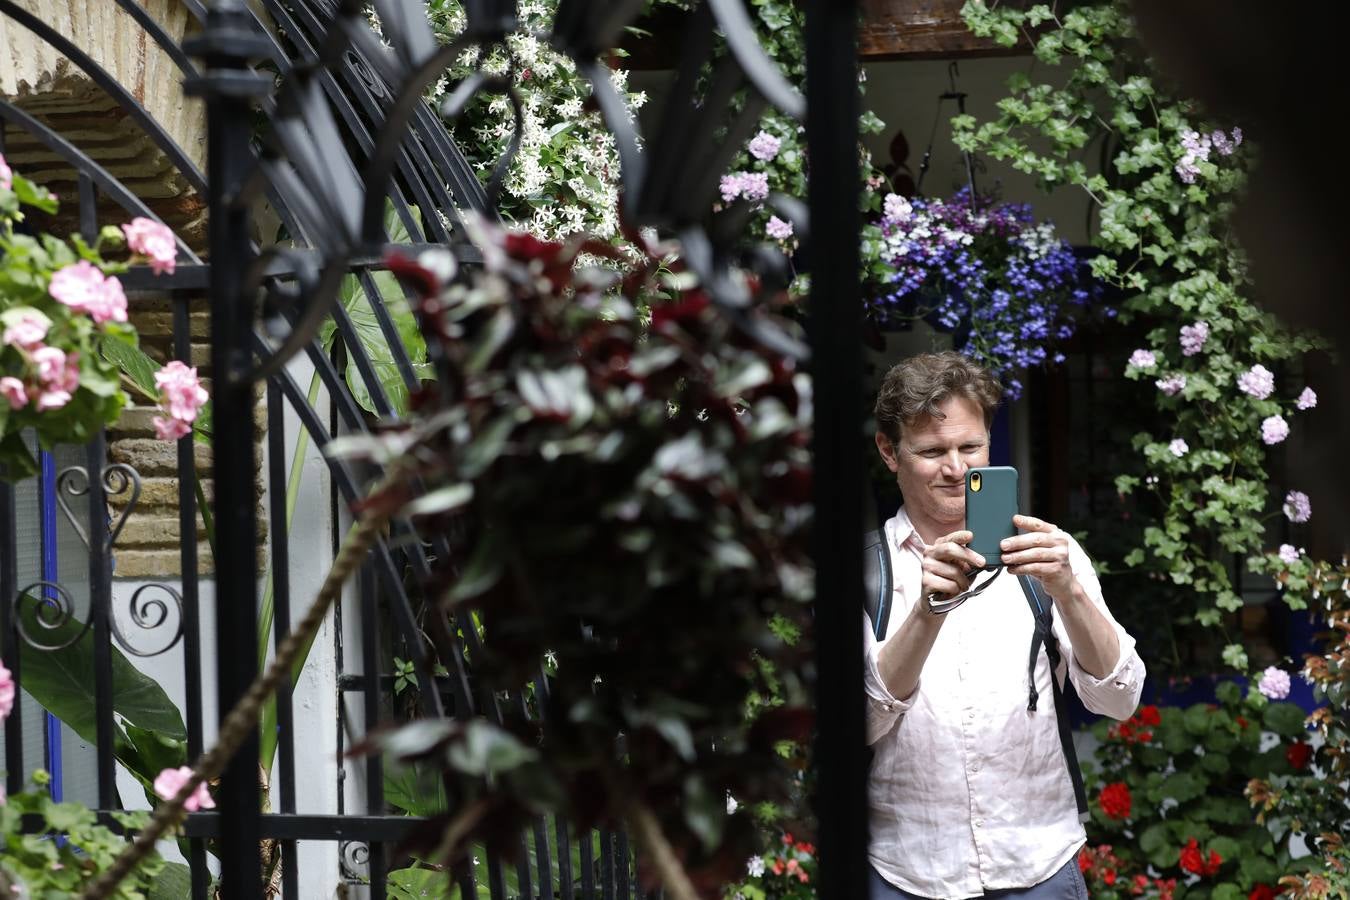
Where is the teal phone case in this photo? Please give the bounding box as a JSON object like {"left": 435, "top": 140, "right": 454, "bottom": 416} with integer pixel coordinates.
{"left": 965, "top": 466, "right": 1018, "bottom": 568}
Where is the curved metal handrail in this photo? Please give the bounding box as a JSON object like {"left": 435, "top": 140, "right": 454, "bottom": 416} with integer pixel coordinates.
{"left": 0, "top": 101, "right": 202, "bottom": 262}
{"left": 0, "top": 0, "right": 208, "bottom": 196}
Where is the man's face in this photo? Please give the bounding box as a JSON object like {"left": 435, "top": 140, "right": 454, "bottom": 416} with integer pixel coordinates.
{"left": 875, "top": 394, "right": 990, "bottom": 529}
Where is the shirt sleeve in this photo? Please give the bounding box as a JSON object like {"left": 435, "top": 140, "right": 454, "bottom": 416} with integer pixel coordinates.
{"left": 863, "top": 614, "right": 918, "bottom": 744}
{"left": 1054, "top": 537, "right": 1146, "bottom": 722}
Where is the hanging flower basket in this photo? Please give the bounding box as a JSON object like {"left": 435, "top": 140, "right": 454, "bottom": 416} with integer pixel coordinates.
{"left": 865, "top": 188, "right": 1110, "bottom": 398}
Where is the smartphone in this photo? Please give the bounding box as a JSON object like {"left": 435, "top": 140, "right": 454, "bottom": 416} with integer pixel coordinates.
{"left": 965, "top": 466, "right": 1018, "bottom": 569}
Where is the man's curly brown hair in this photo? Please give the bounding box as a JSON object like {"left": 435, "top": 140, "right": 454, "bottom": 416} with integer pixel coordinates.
{"left": 874, "top": 351, "right": 1003, "bottom": 442}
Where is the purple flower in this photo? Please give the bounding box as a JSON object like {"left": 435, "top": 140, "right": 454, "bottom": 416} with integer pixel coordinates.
{"left": 747, "top": 131, "right": 781, "bottom": 162}
{"left": 1168, "top": 438, "right": 1189, "bottom": 458}
{"left": 1257, "top": 666, "right": 1291, "bottom": 700}
{"left": 1283, "top": 490, "right": 1311, "bottom": 523}
{"left": 1278, "top": 544, "right": 1300, "bottom": 565}
{"left": 1156, "top": 374, "right": 1187, "bottom": 396}
{"left": 1261, "top": 414, "right": 1289, "bottom": 445}
{"left": 719, "top": 173, "right": 744, "bottom": 203}
{"left": 1128, "top": 349, "right": 1157, "bottom": 370}
{"left": 740, "top": 172, "right": 770, "bottom": 202}
{"left": 1296, "top": 387, "right": 1317, "bottom": 410}
{"left": 765, "top": 216, "right": 793, "bottom": 240}
{"left": 1180, "top": 321, "right": 1210, "bottom": 356}
{"left": 1237, "top": 364, "right": 1275, "bottom": 399}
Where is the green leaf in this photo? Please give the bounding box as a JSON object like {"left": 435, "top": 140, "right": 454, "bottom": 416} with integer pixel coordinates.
{"left": 1262, "top": 702, "right": 1307, "bottom": 738}
{"left": 17, "top": 607, "right": 187, "bottom": 752}
{"left": 319, "top": 202, "right": 431, "bottom": 417}
{"left": 0, "top": 431, "right": 39, "bottom": 481}
{"left": 384, "top": 762, "right": 449, "bottom": 817}
{"left": 148, "top": 862, "right": 194, "bottom": 900}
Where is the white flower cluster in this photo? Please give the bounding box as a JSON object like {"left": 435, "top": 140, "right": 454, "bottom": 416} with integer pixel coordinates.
{"left": 425, "top": 1, "right": 648, "bottom": 244}
{"left": 1016, "top": 222, "right": 1060, "bottom": 261}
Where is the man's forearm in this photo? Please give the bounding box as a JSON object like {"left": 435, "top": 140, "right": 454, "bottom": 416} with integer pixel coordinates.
{"left": 876, "top": 603, "right": 945, "bottom": 702}
{"left": 1052, "top": 580, "right": 1120, "bottom": 680}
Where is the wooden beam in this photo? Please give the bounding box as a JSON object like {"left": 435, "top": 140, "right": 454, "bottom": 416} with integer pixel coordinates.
{"left": 859, "top": 0, "right": 1032, "bottom": 61}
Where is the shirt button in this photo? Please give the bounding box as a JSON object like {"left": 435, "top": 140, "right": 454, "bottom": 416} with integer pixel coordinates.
{"left": 970, "top": 760, "right": 980, "bottom": 773}
{"left": 974, "top": 819, "right": 984, "bottom": 829}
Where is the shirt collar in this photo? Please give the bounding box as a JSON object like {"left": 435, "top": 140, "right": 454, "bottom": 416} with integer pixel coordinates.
{"left": 885, "top": 505, "right": 927, "bottom": 555}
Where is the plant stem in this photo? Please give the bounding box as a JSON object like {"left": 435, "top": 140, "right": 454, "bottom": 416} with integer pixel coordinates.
{"left": 623, "top": 792, "right": 700, "bottom": 900}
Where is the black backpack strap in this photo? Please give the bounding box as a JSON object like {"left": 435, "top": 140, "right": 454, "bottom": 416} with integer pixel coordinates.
{"left": 1019, "top": 575, "right": 1089, "bottom": 820}
{"left": 863, "top": 529, "right": 892, "bottom": 641}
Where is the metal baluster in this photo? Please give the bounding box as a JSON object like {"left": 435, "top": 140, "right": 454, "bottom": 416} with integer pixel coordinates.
{"left": 614, "top": 828, "right": 630, "bottom": 900}
{"left": 360, "top": 564, "right": 387, "bottom": 899}
{"left": 0, "top": 477, "right": 22, "bottom": 798}
{"left": 579, "top": 828, "right": 595, "bottom": 900}
{"left": 516, "top": 833, "right": 535, "bottom": 900}
{"left": 175, "top": 293, "right": 210, "bottom": 900}
{"left": 87, "top": 431, "right": 115, "bottom": 812}
{"left": 556, "top": 815, "right": 574, "bottom": 900}
{"left": 600, "top": 829, "right": 615, "bottom": 900}
{"left": 185, "top": 5, "right": 269, "bottom": 895}
{"left": 267, "top": 379, "right": 300, "bottom": 897}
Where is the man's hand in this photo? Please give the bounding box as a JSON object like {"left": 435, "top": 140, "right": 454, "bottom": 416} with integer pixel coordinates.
{"left": 922, "top": 530, "right": 986, "bottom": 601}
{"left": 1001, "top": 514, "right": 1075, "bottom": 599}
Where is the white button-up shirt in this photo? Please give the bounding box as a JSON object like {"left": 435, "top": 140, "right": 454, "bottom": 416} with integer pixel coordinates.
{"left": 864, "top": 507, "right": 1146, "bottom": 899}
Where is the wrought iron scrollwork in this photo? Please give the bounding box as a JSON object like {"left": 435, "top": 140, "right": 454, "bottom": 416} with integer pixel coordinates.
{"left": 339, "top": 840, "right": 371, "bottom": 880}
{"left": 13, "top": 581, "right": 91, "bottom": 651}
{"left": 112, "top": 583, "right": 186, "bottom": 658}
{"left": 55, "top": 463, "right": 142, "bottom": 552}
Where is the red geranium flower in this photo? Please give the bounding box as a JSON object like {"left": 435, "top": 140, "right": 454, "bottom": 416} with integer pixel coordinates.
{"left": 1104, "top": 869, "right": 1117, "bottom": 886}
{"left": 1286, "top": 741, "right": 1312, "bottom": 771}
{"left": 1249, "top": 885, "right": 1277, "bottom": 900}
{"left": 1156, "top": 878, "right": 1177, "bottom": 900}
{"left": 782, "top": 833, "right": 794, "bottom": 846}
{"left": 1179, "top": 838, "right": 1222, "bottom": 876}
{"left": 1138, "top": 705, "right": 1161, "bottom": 726}
{"left": 1131, "top": 874, "right": 1150, "bottom": 895}
{"left": 1098, "top": 782, "right": 1132, "bottom": 820}
{"left": 1078, "top": 850, "right": 1092, "bottom": 873}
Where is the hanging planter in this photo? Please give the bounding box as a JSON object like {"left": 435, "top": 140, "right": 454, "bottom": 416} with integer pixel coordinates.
{"left": 863, "top": 189, "right": 1110, "bottom": 399}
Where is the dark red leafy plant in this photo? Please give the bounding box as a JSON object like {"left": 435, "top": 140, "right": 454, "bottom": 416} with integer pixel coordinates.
{"left": 345, "top": 219, "right": 813, "bottom": 899}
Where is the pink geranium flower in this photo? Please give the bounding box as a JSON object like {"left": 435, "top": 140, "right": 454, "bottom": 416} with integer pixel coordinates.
{"left": 121, "top": 217, "right": 178, "bottom": 275}
{"left": 153, "top": 766, "right": 215, "bottom": 811}
{"left": 152, "top": 360, "right": 208, "bottom": 442}
{"left": 154, "top": 360, "right": 208, "bottom": 423}
{"left": 31, "top": 346, "right": 68, "bottom": 385}
{"left": 0, "top": 658, "right": 14, "bottom": 721}
{"left": 47, "top": 261, "right": 128, "bottom": 325}
{"left": 153, "top": 416, "right": 192, "bottom": 441}
{"left": 1, "top": 309, "right": 51, "bottom": 350}
{"left": 0, "top": 153, "right": 11, "bottom": 191}
{"left": 0, "top": 377, "right": 28, "bottom": 410}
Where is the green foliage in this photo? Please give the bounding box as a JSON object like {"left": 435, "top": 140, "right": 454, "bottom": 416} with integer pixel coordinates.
{"left": 0, "top": 171, "right": 133, "bottom": 477}
{"left": 0, "top": 778, "right": 169, "bottom": 897}
{"left": 956, "top": 1, "right": 1325, "bottom": 667}
{"left": 14, "top": 608, "right": 189, "bottom": 804}
{"left": 1080, "top": 682, "right": 1314, "bottom": 899}
{"left": 349, "top": 226, "right": 812, "bottom": 889}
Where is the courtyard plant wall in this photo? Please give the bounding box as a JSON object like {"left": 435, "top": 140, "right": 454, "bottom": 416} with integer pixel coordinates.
{"left": 954, "top": 1, "right": 1322, "bottom": 669}
{"left": 953, "top": 2, "right": 1345, "bottom": 894}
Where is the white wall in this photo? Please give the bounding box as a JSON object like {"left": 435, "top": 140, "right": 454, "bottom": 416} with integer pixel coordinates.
{"left": 113, "top": 351, "right": 340, "bottom": 897}
{"left": 861, "top": 55, "right": 1095, "bottom": 246}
